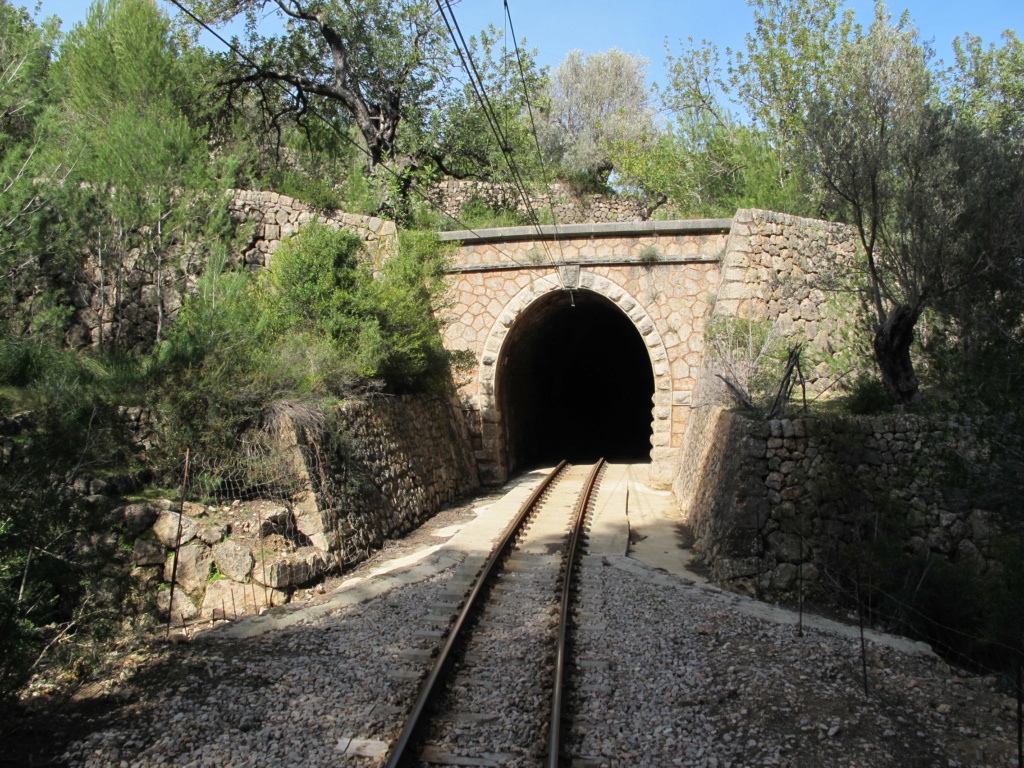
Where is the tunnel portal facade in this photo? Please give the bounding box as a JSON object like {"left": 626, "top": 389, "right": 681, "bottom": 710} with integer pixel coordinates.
{"left": 442, "top": 221, "right": 730, "bottom": 487}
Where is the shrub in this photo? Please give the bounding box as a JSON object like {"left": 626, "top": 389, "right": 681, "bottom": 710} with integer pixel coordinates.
{"left": 844, "top": 374, "right": 893, "bottom": 414}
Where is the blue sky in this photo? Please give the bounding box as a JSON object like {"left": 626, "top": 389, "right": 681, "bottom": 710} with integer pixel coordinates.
{"left": 31, "top": 0, "right": 1024, "bottom": 90}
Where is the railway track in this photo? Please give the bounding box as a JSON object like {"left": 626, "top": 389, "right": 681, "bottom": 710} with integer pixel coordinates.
{"left": 383, "top": 459, "right": 605, "bottom": 768}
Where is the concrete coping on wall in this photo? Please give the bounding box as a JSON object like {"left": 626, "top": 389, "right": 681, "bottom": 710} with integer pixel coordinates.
{"left": 438, "top": 218, "right": 733, "bottom": 245}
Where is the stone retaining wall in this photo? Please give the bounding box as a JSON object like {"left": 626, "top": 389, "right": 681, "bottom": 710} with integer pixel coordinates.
{"left": 675, "top": 406, "right": 1006, "bottom": 599}
{"left": 310, "top": 394, "right": 481, "bottom": 565}
{"left": 711, "top": 208, "right": 860, "bottom": 393}
{"left": 427, "top": 179, "right": 660, "bottom": 225}
{"left": 65, "top": 191, "right": 398, "bottom": 352}
{"left": 122, "top": 393, "right": 479, "bottom": 624}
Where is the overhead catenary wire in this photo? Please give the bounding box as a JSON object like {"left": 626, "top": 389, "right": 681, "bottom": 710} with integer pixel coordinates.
{"left": 435, "top": 0, "right": 564, "bottom": 273}
{"left": 503, "top": 0, "right": 565, "bottom": 240}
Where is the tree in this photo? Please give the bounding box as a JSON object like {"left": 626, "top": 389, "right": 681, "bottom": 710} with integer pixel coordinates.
{"left": 180, "top": 0, "right": 450, "bottom": 172}
{"left": 948, "top": 31, "right": 1024, "bottom": 144}
{"left": 0, "top": 2, "right": 66, "bottom": 333}
{"left": 801, "top": 7, "right": 1024, "bottom": 404}
{"left": 56, "top": 0, "right": 231, "bottom": 351}
{"left": 538, "top": 48, "right": 656, "bottom": 184}
{"left": 419, "top": 26, "right": 547, "bottom": 184}
{"left": 610, "top": 0, "right": 850, "bottom": 216}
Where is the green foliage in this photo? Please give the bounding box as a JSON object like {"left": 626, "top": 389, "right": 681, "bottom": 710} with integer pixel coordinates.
{"left": 420, "top": 26, "right": 547, "bottom": 185}
{"left": 265, "top": 168, "right": 343, "bottom": 211}
{"left": 704, "top": 316, "right": 792, "bottom": 414}
{"left": 202, "top": 0, "right": 449, "bottom": 170}
{"left": 843, "top": 374, "right": 893, "bottom": 415}
{"left": 0, "top": 336, "right": 146, "bottom": 697}
{"left": 638, "top": 245, "right": 660, "bottom": 265}
{"left": 539, "top": 48, "right": 657, "bottom": 182}
{"left": 151, "top": 224, "right": 463, "bottom": 467}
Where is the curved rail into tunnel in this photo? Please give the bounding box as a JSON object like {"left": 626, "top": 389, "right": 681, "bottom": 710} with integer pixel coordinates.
{"left": 497, "top": 289, "right": 655, "bottom": 473}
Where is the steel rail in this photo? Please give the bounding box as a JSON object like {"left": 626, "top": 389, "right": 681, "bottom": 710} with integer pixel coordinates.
{"left": 383, "top": 460, "right": 569, "bottom": 768}
{"left": 547, "top": 458, "right": 605, "bottom": 768}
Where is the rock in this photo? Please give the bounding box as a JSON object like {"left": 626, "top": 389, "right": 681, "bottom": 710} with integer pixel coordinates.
{"left": 157, "top": 587, "right": 199, "bottom": 625}
{"left": 957, "top": 539, "right": 985, "bottom": 570}
{"left": 253, "top": 548, "right": 329, "bottom": 589}
{"left": 181, "top": 501, "right": 211, "bottom": 518}
{"left": 766, "top": 532, "right": 804, "bottom": 563}
{"left": 213, "top": 540, "right": 255, "bottom": 583}
{"left": 132, "top": 538, "right": 165, "bottom": 566}
{"left": 121, "top": 503, "right": 158, "bottom": 537}
{"left": 201, "top": 579, "right": 289, "bottom": 620}
{"left": 153, "top": 511, "right": 199, "bottom": 548}
{"left": 164, "top": 543, "right": 213, "bottom": 596}
{"left": 200, "top": 524, "right": 229, "bottom": 545}
{"left": 257, "top": 502, "right": 294, "bottom": 536}
{"left": 772, "top": 562, "right": 798, "bottom": 591}
{"left": 131, "top": 565, "right": 163, "bottom": 588}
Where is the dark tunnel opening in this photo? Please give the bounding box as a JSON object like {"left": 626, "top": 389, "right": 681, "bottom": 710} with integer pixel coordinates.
{"left": 497, "top": 289, "right": 655, "bottom": 473}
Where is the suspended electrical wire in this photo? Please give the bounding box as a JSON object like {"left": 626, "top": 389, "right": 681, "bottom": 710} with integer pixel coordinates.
{"left": 435, "top": 0, "right": 559, "bottom": 265}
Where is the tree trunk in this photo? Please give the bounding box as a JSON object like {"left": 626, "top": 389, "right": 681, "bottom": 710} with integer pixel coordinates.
{"left": 873, "top": 303, "right": 921, "bottom": 405}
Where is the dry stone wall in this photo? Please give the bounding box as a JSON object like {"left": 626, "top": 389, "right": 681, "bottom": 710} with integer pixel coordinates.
{"left": 674, "top": 406, "right": 1006, "bottom": 600}
{"left": 307, "top": 395, "right": 481, "bottom": 565}
{"left": 78, "top": 393, "right": 478, "bottom": 626}
{"left": 427, "top": 179, "right": 659, "bottom": 224}
{"left": 711, "top": 208, "right": 861, "bottom": 392}
{"left": 65, "top": 191, "right": 398, "bottom": 352}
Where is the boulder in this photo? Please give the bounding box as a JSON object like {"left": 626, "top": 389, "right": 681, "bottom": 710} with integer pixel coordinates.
{"left": 157, "top": 588, "right": 199, "bottom": 625}
{"left": 181, "top": 501, "right": 210, "bottom": 518}
{"left": 164, "top": 542, "right": 213, "bottom": 595}
{"left": 213, "top": 540, "right": 255, "bottom": 583}
{"left": 201, "top": 579, "right": 288, "bottom": 620}
{"left": 766, "top": 531, "right": 804, "bottom": 563}
{"left": 252, "top": 548, "right": 329, "bottom": 589}
{"left": 152, "top": 511, "right": 198, "bottom": 548}
{"left": 121, "top": 503, "right": 158, "bottom": 537}
{"left": 200, "top": 524, "right": 230, "bottom": 545}
{"left": 257, "top": 503, "right": 293, "bottom": 536}
{"left": 132, "top": 538, "right": 165, "bottom": 566}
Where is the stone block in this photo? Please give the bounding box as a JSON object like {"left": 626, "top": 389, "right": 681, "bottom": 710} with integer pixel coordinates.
{"left": 213, "top": 540, "right": 255, "bottom": 583}
{"left": 158, "top": 587, "right": 199, "bottom": 625}
{"left": 132, "top": 538, "right": 165, "bottom": 567}
{"left": 253, "top": 548, "right": 330, "bottom": 589}
{"left": 165, "top": 542, "right": 213, "bottom": 596}
{"left": 152, "top": 511, "right": 198, "bottom": 548}
{"left": 120, "top": 503, "right": 158, "bottom": 537}
{"left": 201, "top": 579, "right": 288, "bottom": 620}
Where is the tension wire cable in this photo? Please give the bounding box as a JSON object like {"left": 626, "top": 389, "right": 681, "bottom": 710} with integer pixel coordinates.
{"left": 503, "top": 0, "right": 567, "bottom": 264}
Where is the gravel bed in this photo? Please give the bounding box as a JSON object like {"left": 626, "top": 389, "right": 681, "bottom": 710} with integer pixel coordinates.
{"left": 416, "top": 465, "right": 586, "bottom": 766}
{"left": 61, "top": 569, "right": 458, "bottom": 768}
{"left": 567, "top": 557, "right": 1019, "bottom": 768}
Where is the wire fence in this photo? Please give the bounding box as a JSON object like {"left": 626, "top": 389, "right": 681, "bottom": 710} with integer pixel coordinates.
{"left": 162, "top": 442, "right": 320, "bottom": 633}
{"left": 761, "top": 514, "right": 1024, "bottom": 768}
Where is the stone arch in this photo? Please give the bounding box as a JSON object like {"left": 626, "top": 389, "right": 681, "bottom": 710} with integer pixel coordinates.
{"left": 475, "top": 272, "right": 673, "bottom": 474}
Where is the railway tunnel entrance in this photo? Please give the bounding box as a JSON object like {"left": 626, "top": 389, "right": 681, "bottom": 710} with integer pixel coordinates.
{"left": 497, "top": 289, "right": 655, "bottom": 474}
